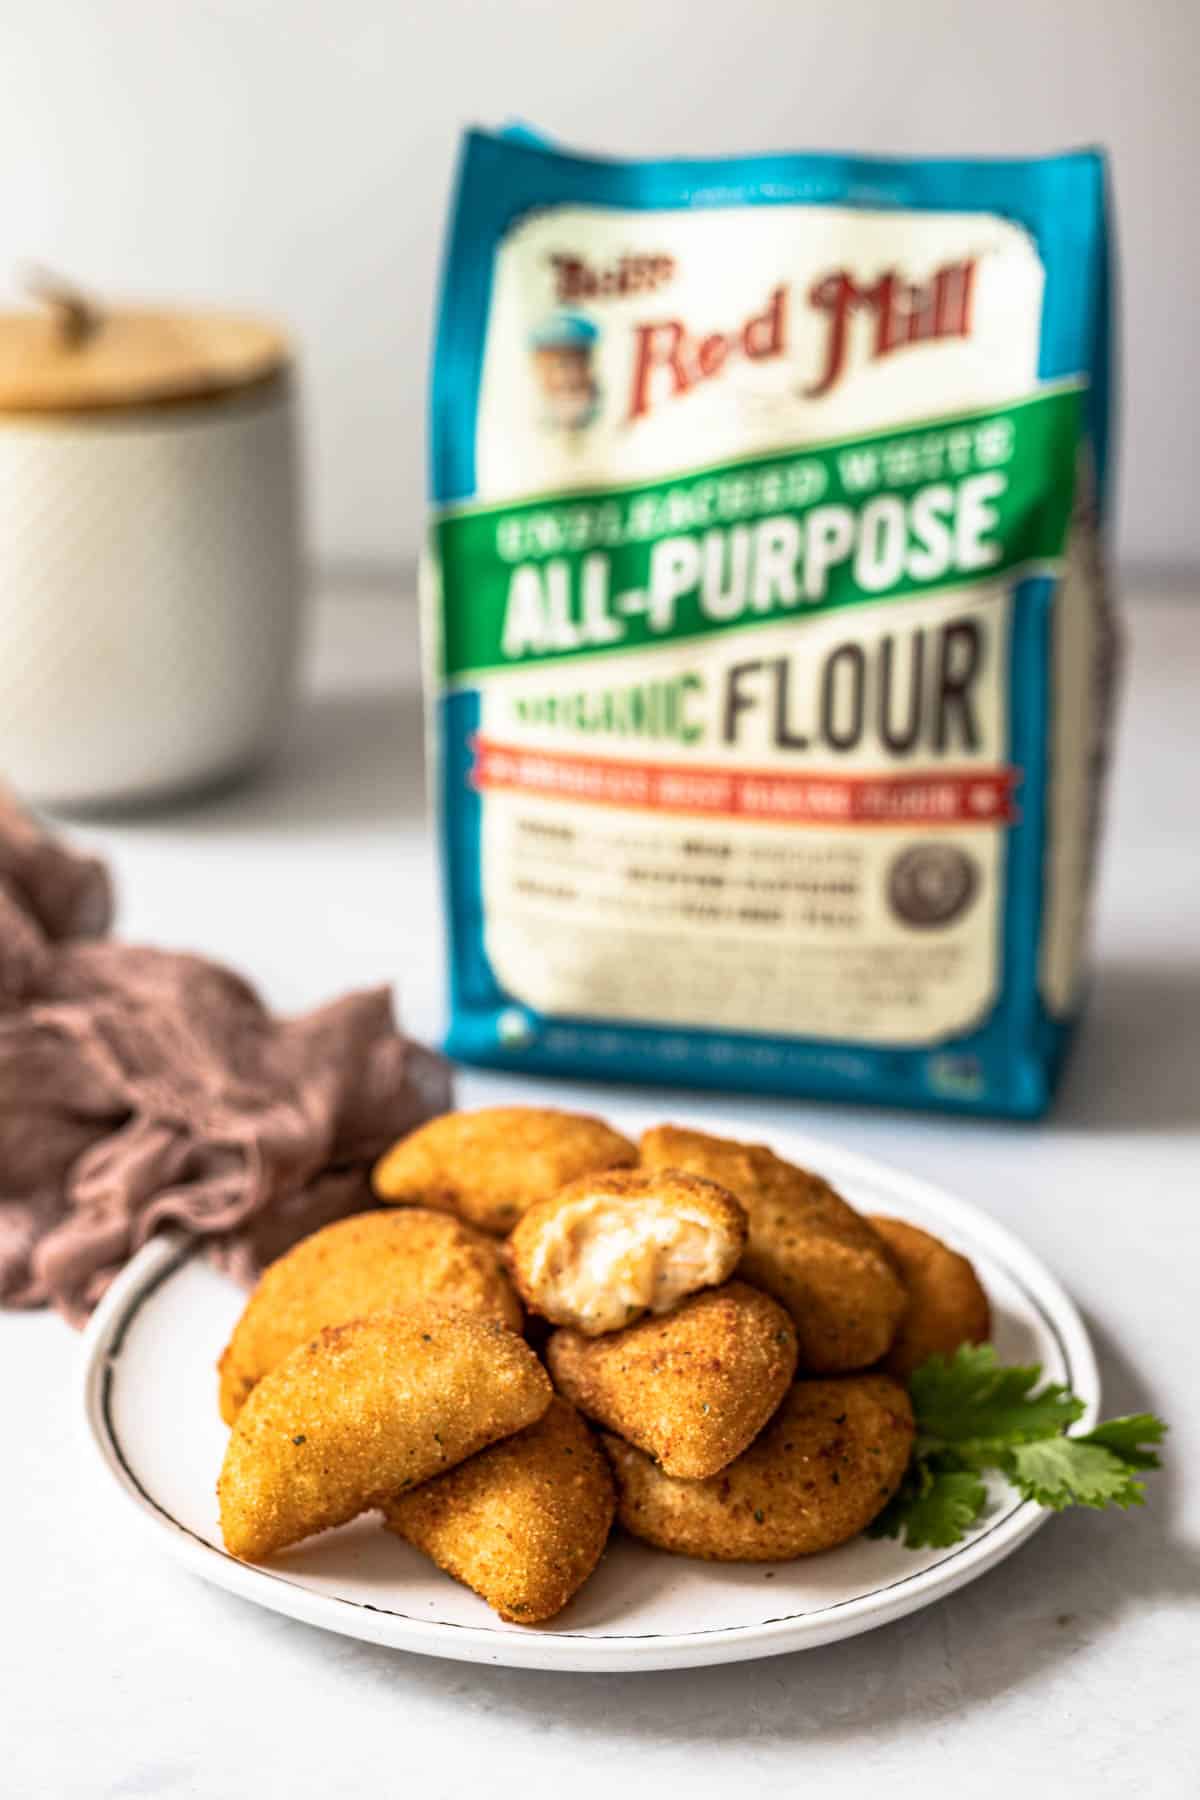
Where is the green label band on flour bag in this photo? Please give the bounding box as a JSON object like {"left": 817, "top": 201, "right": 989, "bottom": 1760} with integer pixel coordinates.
{"left": 427, "top": 130, "right": 1117, "bottom": 1118}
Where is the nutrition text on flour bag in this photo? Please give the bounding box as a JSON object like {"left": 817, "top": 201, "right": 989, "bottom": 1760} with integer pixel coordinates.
{"left": 426, "top": 131, "right": 1118, "bottom": 1118}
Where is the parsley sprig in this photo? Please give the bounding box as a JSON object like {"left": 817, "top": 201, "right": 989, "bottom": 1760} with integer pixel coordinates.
{"left": 869, "top": 1344, "right": 1167, "bottom": 1550}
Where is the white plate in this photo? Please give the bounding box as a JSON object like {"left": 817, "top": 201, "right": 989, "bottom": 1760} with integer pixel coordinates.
{"left": 81, "top": 1117, "right": 1099, "bottom": 1673}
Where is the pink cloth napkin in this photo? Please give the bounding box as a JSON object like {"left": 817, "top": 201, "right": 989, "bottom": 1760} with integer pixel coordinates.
{"left": 0, "top": 787, "right": 451, "bottom": 1324}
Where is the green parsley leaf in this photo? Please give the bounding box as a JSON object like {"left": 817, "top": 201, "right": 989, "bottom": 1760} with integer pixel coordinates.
{"left": 876, "top": 1345, "right": 1168, "bottom": 1553}
{"left": 911, "top": 1344, "right": 1085, "bottom": 1462}
{"left": 868, "top": 1462, "right": 988, "bottom": 1549}
{"left": 1074, "top": 1413, "right": 1166, "bottom": 1470}
{"left": 1005, "top": 1437, "right": 1148, "bottom": 1511}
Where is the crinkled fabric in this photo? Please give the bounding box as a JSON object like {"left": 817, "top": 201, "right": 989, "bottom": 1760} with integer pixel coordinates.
{"left": 0, "top": 788, "right": 452, "bottom": 1324}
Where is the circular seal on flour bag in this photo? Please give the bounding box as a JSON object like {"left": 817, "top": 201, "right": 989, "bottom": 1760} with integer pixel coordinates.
{"left": 886, "top": 845, "right": 979, "bottom": 929}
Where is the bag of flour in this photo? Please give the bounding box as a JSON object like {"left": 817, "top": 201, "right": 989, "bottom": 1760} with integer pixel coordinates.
{"left": 426, "top": 130, "right": 1117, "bottom": 1116}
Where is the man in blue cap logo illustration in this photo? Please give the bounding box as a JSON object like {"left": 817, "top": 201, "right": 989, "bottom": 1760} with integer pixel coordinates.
{"left": 529, "top": 310, "right": 601, "bottom": 430}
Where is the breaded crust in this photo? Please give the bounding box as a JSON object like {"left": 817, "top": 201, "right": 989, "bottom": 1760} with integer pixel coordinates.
{"left": 218, "top": 1309, "right": 552, "bottom": 1562}
{"left": 373, "top": 1107, "right": 637, "bottom": 1235}
{"left": 546, "top": 1280, "right": 797, "bottom": 1480}
{"left": 640, "top": 1125, "right": 906, "bottom": 1374}
{"left": 217, "top": 1209, "right": 524, "bottom": 1424}
{"left": 869, "top": 1215, "right": 991, "bottom": 1380}
{"left": 604, "top": 1374, "right": 915, "bottom": 1561}
{"left": 383, "top": 1397, "right": 614, "bottom": 1623}
{"left": 507, "top": 1167, "right": 747, "bottom": 1334}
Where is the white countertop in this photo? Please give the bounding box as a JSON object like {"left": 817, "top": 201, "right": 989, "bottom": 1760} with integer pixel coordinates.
{"left": 4, "top": 586, "right": 1197, "bottom": 1798}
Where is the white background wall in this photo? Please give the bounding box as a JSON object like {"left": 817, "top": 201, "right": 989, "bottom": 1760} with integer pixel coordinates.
{"left": 0, "top": 0, "right": 1194, "bottom": 574}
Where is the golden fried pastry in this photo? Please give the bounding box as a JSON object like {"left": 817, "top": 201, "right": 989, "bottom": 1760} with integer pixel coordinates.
{"left": 507, "top": 1167, "right": 746, "bottom": 1335}
{"left": 640, "top": 1126, "right": 906, "bottom": 1374}
{"left": 383, "top": 1397, "right": 614, "bottom": 1623}
{"left": 604, "top": 1374, "right": 914, "bottom": 1561}
{"left": 373, "top": 1107, "right": 637, "bottom": 1235}
{"left": 217, "top": 1209, "right": 523, "bottom": 1424}
{"left": 869, "top": 1215, "right": 991, "bottom": 1380}
{"left": 218, "top": 1309, "right": 552, "bottom": 1562}
{"left": 546, "top": 1280, "right": 796, "bottom": 1479}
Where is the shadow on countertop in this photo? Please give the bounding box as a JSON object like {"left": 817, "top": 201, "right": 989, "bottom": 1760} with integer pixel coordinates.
{"left": 253, "top": 688, "right": 428, "bottom": 829}
{"left": 53, "top": 685, "right": 429, "bottom": 837}
{"left": 1054, "top": 960, "right": 1200, "bottom": 1134}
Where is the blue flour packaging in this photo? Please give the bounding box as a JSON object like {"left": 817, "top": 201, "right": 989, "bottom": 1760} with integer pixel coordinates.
{"left": 426, "top": 130, "right": 1117, "bottom": 1117}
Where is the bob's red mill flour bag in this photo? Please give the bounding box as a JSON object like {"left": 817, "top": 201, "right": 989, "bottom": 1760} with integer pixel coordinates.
{"left": 426, "top": 131, "right": 1117, "bottom": 1117}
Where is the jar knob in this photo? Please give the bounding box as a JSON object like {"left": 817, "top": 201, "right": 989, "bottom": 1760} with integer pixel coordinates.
{"left": 21, "top": 264, "right": 103, "bottom": 350}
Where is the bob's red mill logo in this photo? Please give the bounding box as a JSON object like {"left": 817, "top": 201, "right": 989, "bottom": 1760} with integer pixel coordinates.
{"left": 622, "top": 258, "right": 978, "bottom": 420}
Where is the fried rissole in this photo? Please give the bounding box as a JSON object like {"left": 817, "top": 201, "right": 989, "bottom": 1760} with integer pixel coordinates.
{"left": 604, "top": 1374, "right": 914, "bottom": 1561}
{"left": 507, "top": 1167, "right": 746, "bottom": 1335}
{"left": 218, "top": 1309, "right": 551, "bottom": 1561}
{"left": 217, "top": 1209, "right": 523, "bottom": 1424}
{"left": 373, "top": 1106, "right": 636, "bottom": 1235}
{"left": 546, "top": 1280, "right": 796, "bottom": 1479}
{"left": 869, "top": 1215, "right": 991, "bottom": 1380}
{"left": 383, "top": 1397, "right": 614, "bottom": 1623}
{"left": 640, "top": 1126, "right": 906, "bottom": 1373}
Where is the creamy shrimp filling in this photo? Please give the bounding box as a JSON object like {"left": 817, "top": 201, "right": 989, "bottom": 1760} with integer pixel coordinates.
{"left": 530, "top": 1196, "right": 729, "bottom": 1333}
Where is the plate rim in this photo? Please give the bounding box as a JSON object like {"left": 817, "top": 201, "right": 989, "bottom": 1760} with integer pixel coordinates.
{"left": 80, "top": 1119, "right": 1101, "bottom": 1673}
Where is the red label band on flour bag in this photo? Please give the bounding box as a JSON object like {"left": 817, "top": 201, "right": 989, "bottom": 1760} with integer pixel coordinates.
{"left": 427, "top": 130, "right": 1117, "bottom": 1117}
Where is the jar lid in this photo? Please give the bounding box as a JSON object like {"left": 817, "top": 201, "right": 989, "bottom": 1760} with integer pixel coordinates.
{"left": 0, "top": 274, "right": 291, "bottom": 414}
